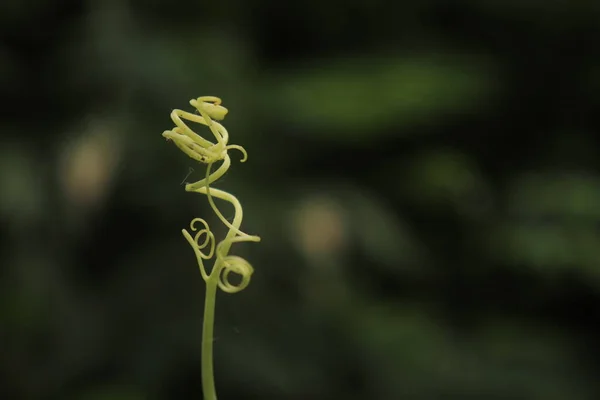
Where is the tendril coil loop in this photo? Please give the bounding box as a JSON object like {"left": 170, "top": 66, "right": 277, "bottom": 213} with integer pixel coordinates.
{"left": 214, "top": 235, "right": 256, "bottom": 293}
{"left": 189, "top": 218, "right": 215, "bottom": 258}
{"left": 218, "top": 255, "right": 253, "bottom": 293}
{"left": 181, "top": 218, "right": 215, "bottom": 281}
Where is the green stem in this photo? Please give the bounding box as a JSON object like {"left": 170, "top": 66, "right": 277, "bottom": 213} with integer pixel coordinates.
{"left": 201, "top": 274, "right": 220, "bottom": 400}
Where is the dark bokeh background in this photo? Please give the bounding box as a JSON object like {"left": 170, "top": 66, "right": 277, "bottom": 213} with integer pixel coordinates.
{"left": 2, "top": 1, "right": 600, "bottom": 399}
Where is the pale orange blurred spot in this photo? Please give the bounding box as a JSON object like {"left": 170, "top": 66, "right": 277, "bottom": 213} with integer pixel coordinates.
{"left": 58, "top": 119, "right": 121, "bottom": 213}
{"left": 291, "top": 195, "right": 348, "bottom": 260}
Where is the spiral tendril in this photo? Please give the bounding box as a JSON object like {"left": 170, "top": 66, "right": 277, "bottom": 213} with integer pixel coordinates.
{"left": 163, "top": 96, "right": 260, "bottom": 400}
{"left": 163, "top": 96, "right": 260, "bottom": 288}
{"left": 218, "top": 256, "right": 253, "bottom": 293}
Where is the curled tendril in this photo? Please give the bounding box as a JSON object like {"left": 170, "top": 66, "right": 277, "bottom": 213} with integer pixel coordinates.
{"left": 181, "top": 218, "right": 215, "bottom": 280}
{"left": 163, "top": 95, "right": 261, "bottom": 291}
{"left": 163, "top": 96, "right": 260, "bottom": 400}
{"left": 199, "top": 160, "right": 258, "bottom": 239}
{"left": 218, "top": 255, "right": 253, "bottom": 293}
{"left": 162, "top": 96, "right": 231, "bottom": 165}
{"left": 225, "top": 144, "right": 248, "bottom": 162}
{"left": 189, "top": 218, "right": 215, "bottom": 258}
{"left": 214, "top": 235, "right": 258, "bottom": 293}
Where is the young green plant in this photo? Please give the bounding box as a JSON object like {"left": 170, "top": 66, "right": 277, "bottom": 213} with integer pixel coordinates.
{"left": 162, "top": 96, "right": 260, "bottom": 400}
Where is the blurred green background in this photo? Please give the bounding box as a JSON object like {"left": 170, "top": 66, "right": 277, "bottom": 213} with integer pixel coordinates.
{"left": 2, "top": 0, "right": 600, "bottom": 399}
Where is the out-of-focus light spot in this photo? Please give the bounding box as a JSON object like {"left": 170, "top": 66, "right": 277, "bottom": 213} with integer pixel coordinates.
{"left": 58, "top": 119, "right": 121, "bottom": 213}
{"left": 290, "top": 195, "right": 348, "bottom": 261}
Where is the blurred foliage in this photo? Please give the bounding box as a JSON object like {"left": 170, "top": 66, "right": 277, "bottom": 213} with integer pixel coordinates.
{"left": 268, "top": 53, "right": 497, "bottom": 139}
{"left": 1, "top": 0, "right": 600, "bottom": 399}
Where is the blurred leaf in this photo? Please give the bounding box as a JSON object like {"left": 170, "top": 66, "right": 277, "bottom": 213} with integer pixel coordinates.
{"left": 268, "top": 53, "right": 496, "bottom": 140}
{"left": 492, "top": 172, "right": 600, "bottom": 275}
{"left": 346, "top": 188, "right": 430, "bottom": 272}
{"left": 403, "top": 148, "right": 493, "bottom": 219}
{"left": 509, "top": 173, "right": 600, "bottom": 219}
{"left": 356, "top": 305, "right": 589, "bottom": 399}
